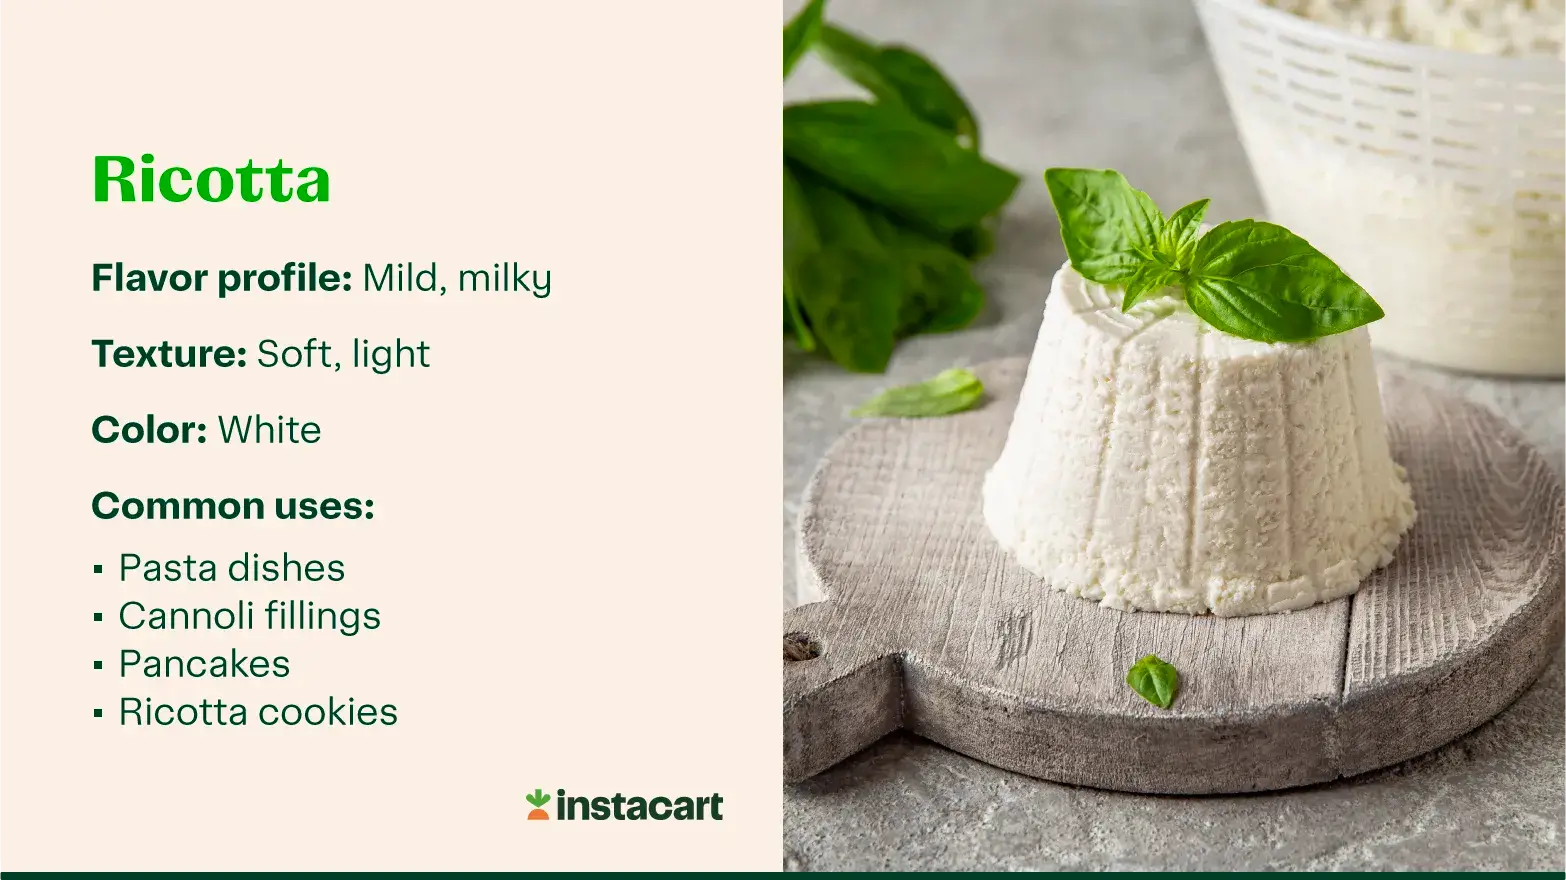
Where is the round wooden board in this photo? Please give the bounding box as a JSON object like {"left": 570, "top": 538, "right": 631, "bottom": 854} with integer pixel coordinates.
{"left": 784, "top": 358, "right": 1564, "bottom": 794}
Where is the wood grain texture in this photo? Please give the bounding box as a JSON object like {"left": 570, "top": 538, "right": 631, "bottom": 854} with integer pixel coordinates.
{"left": 784, "top": 358, "right": 1564, "bottom": 794}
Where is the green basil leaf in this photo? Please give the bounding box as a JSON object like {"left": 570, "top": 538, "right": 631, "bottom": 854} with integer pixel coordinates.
{"left": 783, "top": 0, "right": 826, "bottom": 78}
{"left": 949, "top": 221, "right": 996, "bottom": 261}
{"left": 814, "top": 26, "right": 896, "bottom": 102}
{"left": 785, "top": 164, "right": 902, "bottom": 372}
{"left": 1120, "top": 262, "right": 1180, "bottom": 312}
{"left": 915, "top": 277, "right": 983, "bottom": 334}
{"left": 783, "top": 280, "right": 816, "bottom": 351}
{"left": 1129, "top": 188, "right": 1164, "bottom": 248}
{"left": 877, "top": 48, "right": 979, "bottom": 149}
{"left": 851, "top": 367, "right": 984, "bottom": 417}
{"left": 861, "top": 210, "right": 984, "bottom": 337}
{"left": 816, "top": 26, "right": 980, "bottom": 149}
{"left": 783, "top": 162, "right": 821, "bottom": 276}
{"left": 1158, "top": 197, "right": 1209, "bottom": 268}
{"left": 1043, "top": 167, "right": 1164, "bottom": 286}
{"left": 782, "top": 167, "right": 820, "bottom": 353}
{"left": 1126, "top": 654, "right": 1179, "bottom": 709}
{"left": 1186, "top": 220, "right": 1384, "bottom": 343}
{"left": 784, "top": 101, "right": 1019, "bottom": 235}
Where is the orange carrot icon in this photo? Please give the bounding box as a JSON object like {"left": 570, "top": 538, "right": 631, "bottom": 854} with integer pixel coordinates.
{"left": 526, "top": 788, "right": 551, "bottom": 820}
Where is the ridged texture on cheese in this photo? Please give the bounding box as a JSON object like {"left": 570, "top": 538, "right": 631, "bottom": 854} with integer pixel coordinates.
{"left": 982, "top": 265, "right": 1417, "bottom": 616}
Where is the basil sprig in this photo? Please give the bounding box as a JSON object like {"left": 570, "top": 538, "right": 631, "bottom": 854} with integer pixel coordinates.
{"left": 1043, "top": 168, "right": 1383, "bottom": 343}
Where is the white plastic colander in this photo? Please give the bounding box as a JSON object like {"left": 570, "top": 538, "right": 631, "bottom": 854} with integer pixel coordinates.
{"left": 1195, "top": 0, "right": 1566, "bottom": 376}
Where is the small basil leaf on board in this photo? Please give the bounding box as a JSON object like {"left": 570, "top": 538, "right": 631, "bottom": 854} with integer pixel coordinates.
{"left": 1186, "top": 219, "right": 1385, "bottom": 343}
{"left": 1126, "top": 654, "right": 1179, "bottom": 709}
{"left": 815, "top": 25, "right": 980, "bottom": 150}
{"left": 783, "top": 0, "right": 826, "bottom": 78}
{"left": 1120, "top": 262, "right": 1180, "bottom": 312}
{"left": 785, "top": 165, "right": 902, "bottom": 372}
{"left": 1043, "top": 168, "right": 1164, "bottom": 286}
{"left": 1158, "top": 197, "right": 1209, "bottom": 267}
{"left": 784, "top": 101, "right": 1019, "bottom": 234}
{"left": 851, "top": 367, "right": 984, "bottom": 417}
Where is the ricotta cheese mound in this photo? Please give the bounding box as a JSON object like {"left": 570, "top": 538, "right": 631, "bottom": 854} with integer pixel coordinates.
{"left": 982, "top": 264, "right": 1417, "bottom": 616}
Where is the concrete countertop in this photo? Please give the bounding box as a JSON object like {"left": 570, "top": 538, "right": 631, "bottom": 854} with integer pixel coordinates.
{"left": 783, "top": 0, "right": 1565, "bottom": 870}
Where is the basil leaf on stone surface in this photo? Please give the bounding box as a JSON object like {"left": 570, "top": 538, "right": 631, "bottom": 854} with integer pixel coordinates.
{"left": 860, "top": 210, "right": 984, "bottom": 338}
{"left": 784, "top": 101, "right": 1019, "bottom": 235}
{"left": 816, "top": 25, "right": 980, "bottom": 149}
{"left": 783, "top": 0, "right": 826, "bottom": 78}
{"left": 949, "top": 220, "right": 996, "bottom": 261}
{"left": 782, "top": 165, "right": 821, "bottom": 352}
{"left": 850, "top": 367, "right": 984, "bottom": 417}
{"left": 784, "top": 165, "right": 902, "bottom": 372}
{"left": 783, "top": 280, "right": 816, "bottom": 351}
{"left": 781, "top": 15, "right": 1016, "bottom": 373}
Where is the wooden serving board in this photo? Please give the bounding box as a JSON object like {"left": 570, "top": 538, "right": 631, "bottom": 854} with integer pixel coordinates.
{"left": 783, "top": 358, "right": 1564, "bottom": 794}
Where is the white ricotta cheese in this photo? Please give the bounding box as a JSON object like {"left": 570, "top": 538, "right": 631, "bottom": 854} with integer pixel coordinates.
{"left": 1237, "top": 119, "right": 1565, "bottom": 377}
{"left": 982, "top": 264, "right": 1416, "bottom": 616}
{"left": 1261, "top": 0, "right": 1566, "bottom": 58}
{"left": 1199, "top": 1, "right": 1566, "bottom": 376}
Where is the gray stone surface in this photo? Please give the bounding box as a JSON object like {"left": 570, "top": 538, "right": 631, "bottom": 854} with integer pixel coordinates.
{"left": 783, "top": 0, "right": 1565, "bottom": 870}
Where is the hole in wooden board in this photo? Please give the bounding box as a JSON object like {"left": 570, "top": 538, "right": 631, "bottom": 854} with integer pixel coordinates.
{"left": 784, "top": 632, "right": 821, "bottom": 662}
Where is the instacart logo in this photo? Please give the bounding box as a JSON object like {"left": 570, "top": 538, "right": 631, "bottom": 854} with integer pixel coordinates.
{"left": 527, "top": 787, "right": 726, "bottom": 822}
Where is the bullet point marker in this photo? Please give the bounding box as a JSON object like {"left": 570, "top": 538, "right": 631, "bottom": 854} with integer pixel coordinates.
{"left": 93, "top": 564, "right": 103, "bottom": 574}
{"left": 92, "top": 612, "right": 102, "bottom": 622}
{"left": 93, "top": 708, "right": 103, "bottom": 718}
{"left": 93, "top": 660, "right": 103, "bottom": 670}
